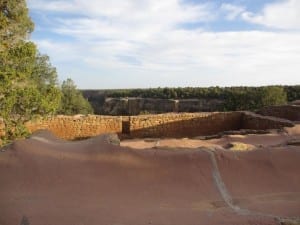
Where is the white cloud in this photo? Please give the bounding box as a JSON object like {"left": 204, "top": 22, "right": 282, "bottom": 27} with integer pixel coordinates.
{"left": 28, "top": 0, "right": 300, "bottom": 88}
{"left": 242, "top": 0, "right": 300, "bottom": 30}
{"left": 35, "top": 30, "right": 300, "bottom": 86}
{"left": 29, "top": 0, "right": 215, "bottom": 42}
{"left": 28, "top": 0, "right": 214, "bottom": 25}
{"left": 221, "top": 3, "right": 245, "bottom": 20}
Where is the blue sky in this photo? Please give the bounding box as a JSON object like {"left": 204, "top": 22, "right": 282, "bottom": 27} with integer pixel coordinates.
{"left": 27, "top": 0, "right": 300, "bottom": 89}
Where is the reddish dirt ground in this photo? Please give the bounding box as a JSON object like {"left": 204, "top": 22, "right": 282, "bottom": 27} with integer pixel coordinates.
{"left": 0, "top": 128, "right": 300, "bottom": 225}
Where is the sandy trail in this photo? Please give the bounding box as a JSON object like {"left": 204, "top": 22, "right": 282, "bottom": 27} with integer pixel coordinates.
{"left": 0, "top": 130, "right": 300, "bottom": 225}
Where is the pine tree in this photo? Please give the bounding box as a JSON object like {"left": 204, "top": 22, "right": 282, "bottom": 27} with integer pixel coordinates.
{"left": 59, "top": 78, "right": 93, "bottom": 115}
{"left": 0, "top": 0, "right": 61, "bottom": 141}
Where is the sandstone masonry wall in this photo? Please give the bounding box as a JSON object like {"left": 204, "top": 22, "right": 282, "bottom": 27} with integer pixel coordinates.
{"left": 242, "top": 112, "right": 294, "bottom": 130}
{"left": 0, "top": 111, "right": 295, "bottom": 141}
{"left": 25, "top": 115, "right": 122, "bottom": 140}
{"left": 257, "top": 105, "right": 300, "bottom": 121}
{"left": 128, "top": 112, "right": 243, "bottom": 138}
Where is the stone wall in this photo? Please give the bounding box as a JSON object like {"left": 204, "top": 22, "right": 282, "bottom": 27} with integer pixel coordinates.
{"left": 25, "top": 115, "right": 122, "bottom": 140}
{"left": 0, "top": 111, "right": 295, "bottom": 141}
{"left": 242, "top": 112, "right": 294, "bottom": 130}
{"left": 128, "top": 112, "right": 242, "bottom": 138}
{"left": 257, "top": 105, "right": 300, "bottom": 121}
{"left": 290, "top": 100, "right": 300, "bottom": 105}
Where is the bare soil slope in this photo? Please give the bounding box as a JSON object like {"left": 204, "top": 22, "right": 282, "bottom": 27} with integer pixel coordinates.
{"left": 0, "top": 130, "right": 300, "bottom": 225}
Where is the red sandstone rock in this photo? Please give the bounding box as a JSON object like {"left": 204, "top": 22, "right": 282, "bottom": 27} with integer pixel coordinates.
{"left": 0, "top": 131, "right": 299, "bottom": 225}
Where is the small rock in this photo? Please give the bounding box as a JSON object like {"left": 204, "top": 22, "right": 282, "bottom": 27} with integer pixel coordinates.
{"left": 287, "top": 139, "right": 300, "bottom": 146}
{"left": 278, "top": 218, "right": 300, "bottom": 225}
{"left": 226, "top": 142, "right": 256, "bottom": 151}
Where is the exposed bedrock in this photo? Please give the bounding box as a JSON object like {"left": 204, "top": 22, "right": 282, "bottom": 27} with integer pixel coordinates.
{"left": 0, "top": 132, "right": 299, "bottom": 225}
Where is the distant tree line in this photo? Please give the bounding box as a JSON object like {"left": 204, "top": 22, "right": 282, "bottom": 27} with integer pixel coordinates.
{"left": 0, "top": 0, "right": 92, "bottom": 144}
{"left": 104, "top": 85, "right": 300, "bottom": 111}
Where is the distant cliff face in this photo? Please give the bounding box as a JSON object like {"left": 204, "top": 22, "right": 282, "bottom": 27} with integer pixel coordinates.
{"left": 82, "top": 90, "right": 224, "bottom": 115}
{"left": 103, "top": 98, "right": 176, "bottom": 115}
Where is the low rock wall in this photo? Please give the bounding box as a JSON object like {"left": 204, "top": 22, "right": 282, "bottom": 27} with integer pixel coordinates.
{"left": 242, "top": 112, "right": 294, "bottom": 130}
{"left": 25, "top": 115, "right": 122, "bottom": 140}
{"left": 257, "top": 105, "right": 300, "bottom": 121}
{"left": 128, "top": 112, "right": 242, "bottom": 138}
{"left": 0, "top": 111, "right": 295, "bottom": 141}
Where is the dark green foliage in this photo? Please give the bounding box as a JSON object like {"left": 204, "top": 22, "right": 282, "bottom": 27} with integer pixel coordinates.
{"left": 0, "top": 0, "right": 34, "bottom": 48}
{"left": 222, "top": 86, "right": 287, "bottom": 111}
{"left": 104, "top": 85, "right": 293, "bottom": 111}
{"left": 0, "top": 0, "right": 93, "bottom": 145}
{"left": 260, "top": 86, "right": 287, "bottom": 107}
{"left": 285, "top": 85, "right": 300, "bottom": 102}
{"left": 0, "top": 41, "right": 62, "bottom": 141}
{"left": 59, "top": 78, "right": 93, "bottom": 115}
{"left": 0, "top": 0, "right": 62, "bottom": 143}
{"left": 31, "top": 53, "right": 62, "bottom": 114}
